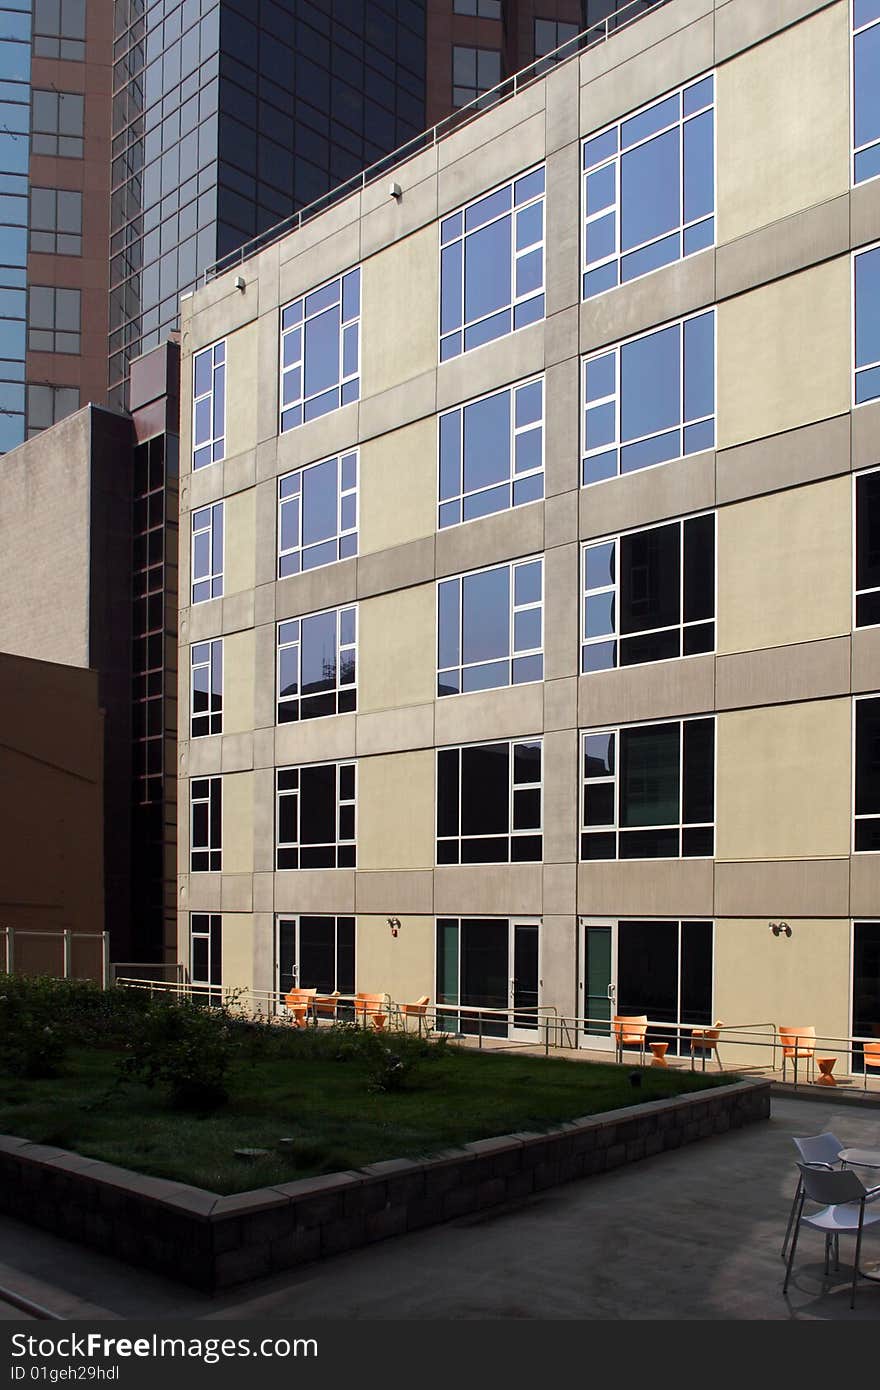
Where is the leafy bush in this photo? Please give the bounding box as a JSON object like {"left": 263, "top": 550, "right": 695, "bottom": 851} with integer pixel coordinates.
{"left": 0, "top": 986, "right": 67, "bottom": 1078}
{"left": 120, "top": 998, "right": 236, "bottom": 1110}
{"left": 0, "top": 974, "right": 153, "bottom": 1048}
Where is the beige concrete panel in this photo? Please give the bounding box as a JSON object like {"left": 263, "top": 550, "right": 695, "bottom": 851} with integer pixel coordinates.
{"left": 716, "top": 699, "right": 852, "bottom": 861}
{"left": 578, "top": 655, "right": 715, "bottom": 729}
{"left": 545, "top": 357, "right": 579, "bottom": 499}
{"left": 579, "top": 11, "right": 714, "bottom": 139}
{"left": 355, "top": 914, "right": 435, "bottom": 1004}
{"left": 579, "top": 450, "right": 715, "bottom": 540}
{"left": 186, "top": 279, "right": 258, "bottom": 352}
{"left": 361, "top": 227, "right": 438, "bottom": 399}
{"left": 852, "top": 626, "right": 880, "bottom": 693}
{"left": 579, "top": 0, "right": 712, "bottom": 87}
{"left": 713, "top": 916, "right": 851, "bottom": 1048}
{"left": 252, "top": 874, "right": 274, "bottom": 912}
{"left": 186, "top": 462, "right": 225, "bottom": 511}
{"left": 545, "top": 541, "right": 579, "bottom": 682}
{"left": 360, "top": 167, "right": 439, "bottom": 265}
{"left": 251, "top": 241, "right": 280, "bottom": 312}
{"left": 221, "top": 733, "right": 254, "bottom": 774}
{"left": 541, "top": 915, "right": 578, "bottom": 1024}
{"left": 434, "top": 864, "right": 543, "bottom": 915}
{"left": 434, "top": 682, "right": 544, "bottom": 746}
{"left": 439, "top": 79, "right": 545, "bottom": 171}
{"left": 580, "top": 251, "right": 715, "bottom": 356}
{"left": 437, "top": 112, "right": 546, "bottom": 220}
{"left": 716, "top": 638, "right": 851, "bottom": 712}
{"left": 543, "top": 730, "right": 578, "bottom": 865}
{"left": 224, "top": 321, "right": 259, "bottom": 461}
{"left": 274, "top": 404, "right": 359, "bottom": 475}
{"left": 221, "top": 589, "right": 255, "bottom": 637}
{"left": 436, "top": 322, "right": 544, "bottom": 412}
{"left": 253, "top": 727, "right": 275, "bottom": 769}
{"left": 545, "top": 143, "right": 580, "bottom": 317}
{"left": 713, "top": 859, "right": 849, "bottom": 918}
{"left": 543, "top": 864, "right": 577, "bottom": 917}
{"left": 278, "top": 226, "right": 361, "bottom": 310}
{"left": 188, "top": 872, "right": 222, "bottom": 911}
{"left": 251, "top": 911, "right": 276, "bottom": 1000}
{"left": 716, "top": 5, "right": 849, "bottom": 245}
{"left": 716, "top": 196, "right": 850, "bottom": 302}
{"left": 186, "top": 738, "right": 222, "bottom": 778}
{"left": 358, "top": 750, "right": 434, "bottom": 871}
{"left": 256, "top": 308, "right": 280, "bottom": 448}
{"left": 434, "top": 502, "right": 544, "bottom": 579}
{"left": 851, "top": 173, "right": 880, "bottom": 252}
{"left": 221, "top": 876, "right": 254, "bottom": 913}
{"left": 544, "top": 677, "right": 578, "bottom": 732}
{"left": 275, "top": 558, "right": 357, "bottom": 620}
{"left": 273, "top": 870, "right": 356, "bottom": 914}
{"left": 359, "top": 584, "right": 435, "bottom": 715}
{"left": 223, "top": 488, "right": 256, "bottom": 596}
{"left": 577, "top": 860, "right": 714, "bottom": 917}
{"left": 717, "top": 477, "right": 851, "bottom": 654}
{"left": 222, "top": 629, "right": 255, "bottom": 735}
{"left": 356, "top": 704, "right": 435, "bottom": 758}
{"left": 277, "top": 190, "right": 362, "bottom": 268}
{"left": 715, "top": 0, "right": 844, "bottom": 65}
{"left": 254, "top": 582, "right": 276, "bottom": 632}
{"left": 851, "top": 854, "right": 880, "bottom": 916}
{"left": 184, "top": 603, "right": 223, "bottom": 645}
{"left": 360, "top": 146, "right": 437, "bottom": 217}
{"left": 852, "top": 400, "right": 880, "bottom": 473}
{"left": 253, "top": 480, "right": 277, "bottom": 590}
{"left": 716, "top": 413, "right": 851, "bottom": 506}
{"left": 355, "top": 873, "right": 434, "bottom": 915}
{"left": 360, "top": 418, "right": 436, "bottom": 556}
{"left": 224, "top": 452, "right": 257, "bottom": 499}
{"left": 357, "top": 536, "right": 435, "bottom": 599}
{"left": 544, "top": 305, "right": 579, "bottom": 370}
{"left": 545, "top": 493, "right": 579, "bottom": 550}
{"left": 253, "top": 622, "right": 275, "bottom": 733}
{"left": 274, "top": 714, "right": 357, "bottom": 767}
{"left": 545, "top": 49, "right": 580, "bottom": 155}
{"left": 357, "top": 369, "right": 436, "bottom": 444}
{"left": 717, "top": 258, "right": 851, "bottom": 450}
{"left": 252, "top": 768, "right": 275, "bottom": 875}
{"left": 222, "top": 771, "right": 253, "bottom": 876}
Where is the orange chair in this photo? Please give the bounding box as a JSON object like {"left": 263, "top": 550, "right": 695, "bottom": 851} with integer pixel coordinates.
{"left": 862, "top": 1040, "right": 880, "bottom": 1090}
{"left": 779, "top": 1025, "right": 816, "bottom": 1083}
{"left": 313, "top": 991, "right": 341, "bottom": 1021}
{"left": 284, "top": 986, "right": 317, "bottom": 1028}
{"left": 613, "top": 1014, "right": 647, "bottom": 1065}
{"left": 354, "top": 992, "right": 388, "bottom": 1031}
{"left": 690, "top": 1020, "right": 724, "bottom": 1072}
{"left": 400, "top": 995, "right": 431, "bottom": 1033}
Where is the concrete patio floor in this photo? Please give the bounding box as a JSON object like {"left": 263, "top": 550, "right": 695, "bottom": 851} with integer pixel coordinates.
{"left": 1, "top": 1093, "right": 880, "bottom": 1320}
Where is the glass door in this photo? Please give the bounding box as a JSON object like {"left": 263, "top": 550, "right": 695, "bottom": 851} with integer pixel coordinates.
{"left": 579, "top": 921, "right": 617, "bottom": 1051}
{"left": 436, "top": 918, "right": 541, "bottom": 1039}
{"left": 511, "top": 920, "right": 540, "bottom": 1038}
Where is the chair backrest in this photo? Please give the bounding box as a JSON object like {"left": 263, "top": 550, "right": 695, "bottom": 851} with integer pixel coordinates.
{"left": 613, "top": 1014, "right": 647, "bottom": 1043}
{"left": 863, "top": 1041, "right": 880, "bottom": 1070}
{"left": 415, "top": 995, "right": 430, "bottom": 1007}
{"left": 285, "top": 987, "right": 317, "bottom": 1006}
{"left": 792, "top": 1132, "right": 843, "bottom": 1169}
{"left": 779, "top": 1025, "right": 815, "bottom": 1055}
{"left": 798, "top": 1163, "right": 866, "bottom": 1205}
{"left": 694, "top": 1021, "right": 724, "bottom": 1045}
{"left": 355, "top": 993, "right": 385, "bottom": 1006}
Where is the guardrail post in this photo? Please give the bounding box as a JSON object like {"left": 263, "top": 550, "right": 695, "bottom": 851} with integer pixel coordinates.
{"left": 6, "top": 926, "right": 13, "bottom": 976}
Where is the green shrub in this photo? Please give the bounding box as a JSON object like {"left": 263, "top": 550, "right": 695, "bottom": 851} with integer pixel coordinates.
{"left": 0, "top": 986, "right": 67, "bottom": 1078}
{"left": 120, "top": 998, "right": 236, "bottom": 1110}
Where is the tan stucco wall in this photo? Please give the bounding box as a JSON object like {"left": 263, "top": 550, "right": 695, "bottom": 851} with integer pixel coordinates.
{"left": 361, "top": 227, "right": 438, "bottom": 397}
{"left": 716, "top": 699, "right": 852, "bottom": 861}
{"left": 224, "top": 321, "right": 259, "bottom": 460}
{"left": 359, "top": 584, "right": 435, "bottom": 713}
{"left": 222, "top": 771, "right": 254, "bottom": 874}
{"left": 355, "top": 914, "right": 436, "bottom": 1003}
{"left": 223, "top": 630, "right": 256, "bottom": 734}
{"left": 222, "top": 912, "right": 255, "bottom": 997}
{"left": 716, "top": 1, "right": 850, "bottom": 244}
{"left": 358, "top": 751, "right": 435, "bottom": 870}
{"left": 224, "top": 488, "right": 256, "bottom": 595}
{"left": 360, "top": 417, "right": 436, "bottom": 555}
{"left": 714, "top": 918, "right": 851, "bottom": 1052}
{"left": 717, "top": 257, "right": 851, "bottom": 450}
{"left": 717, "top": 476, "right": 852, "bottom": 654}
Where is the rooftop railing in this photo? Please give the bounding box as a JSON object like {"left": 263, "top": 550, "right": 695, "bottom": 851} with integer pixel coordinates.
{"left": 203, "top": 0, "right": 671, "bottom": 285}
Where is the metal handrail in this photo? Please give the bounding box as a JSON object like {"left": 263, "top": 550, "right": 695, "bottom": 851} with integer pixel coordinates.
{"left": 202, "top": 0, "right": 671, "bottom": 284}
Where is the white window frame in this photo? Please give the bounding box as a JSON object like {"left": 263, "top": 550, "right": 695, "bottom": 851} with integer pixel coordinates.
{"left": 190, "top": 912, "right": 222, "bottom": 997}
{"left": 275, "top": 913, "right": 356, "bottom": 1001}
{"left": 190, "top": 502, "right": 224, "bottom": 604}
{"left": 192, "top": 338, "right": 225, "bottom": 470}
{"left": 279, "top": 267, "right": 361, "bottom": 432}
{"left": 436, "top": 737, "right": 543, "bottom": 866}
{"left": 854, "top": 465, "right": 880, "bottom": 630}
{"left": 853, "top": 241, "right": 880, "bottom": 408}
{"left": 276, "top": 761, "right": 357, "bottom": 870}
{"left": 853, "top": 692, "right": 880, "bottom": 853}
{"left": 190, "top": 638, "right": 223, "bottom": 738}
{"left": 852, "top": 1, "right": 880, "bottom": 187}
{"left": 437, "top": 555, "right": 544, "bottom": 697}
{"left": 277, "top": 452, "right": 359, "bottom": 579}
{"left": 437, "top": 374, "right": 544, "bottom": 529}
{"left": 190, "top": 777, "right": 221, "bottom": 872}
{"left": 276, "top": 605, "right": 357, "bottom": 723}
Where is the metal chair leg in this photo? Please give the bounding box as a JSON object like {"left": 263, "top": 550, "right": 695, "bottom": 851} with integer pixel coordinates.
{"left": 783, "top": 1191, "right": 806, "bottom": 1294}
{"left": 781, "top": 1177, "right": 803, "bottom": 1259}
{"left": 853, "top": 1206, "right": 865, "bottom": 1311}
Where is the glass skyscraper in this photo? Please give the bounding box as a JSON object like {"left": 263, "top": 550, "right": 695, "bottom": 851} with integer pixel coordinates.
{"left": 0, "top": 2, "right": 31, "bottom": 452}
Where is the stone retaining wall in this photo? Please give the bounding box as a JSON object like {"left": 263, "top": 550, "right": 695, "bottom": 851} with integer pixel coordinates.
{"left": 0, "top": 1079, "right": 770, "bottom": 1291}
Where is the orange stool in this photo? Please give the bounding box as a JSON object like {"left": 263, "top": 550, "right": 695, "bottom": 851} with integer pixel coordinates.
{"left": 650, "top": 1042, "right": 668, "bottom": 1067}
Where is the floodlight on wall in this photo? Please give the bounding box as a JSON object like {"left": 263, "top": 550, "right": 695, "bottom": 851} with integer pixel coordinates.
{"left": 770, "top": 921, "right": 792, "bottom": 938}
{"left": 388, "top": 917, "right": 401, "bottom": 937}
{"left": 389, "top": 181, "right": 402, "bottom": 200}
{"left": 234, "top": 275, "right": 246, "bottom": 292}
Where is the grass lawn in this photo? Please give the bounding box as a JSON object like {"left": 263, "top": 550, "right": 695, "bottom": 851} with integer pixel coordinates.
{"left": 0, "top": 1038, "right": 730, "bottom": 1195}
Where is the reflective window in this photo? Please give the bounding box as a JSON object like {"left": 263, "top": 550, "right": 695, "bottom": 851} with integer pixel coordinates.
{"left": 452, "top": 46, "right": 501, "bottom": 107}
{"left": 278, "top": 452, "right": 358, "bottom": 577}
{"left": 26, "top": 383, "right": 78, "bottom": 438}
{"left": 439, "top": 375, "right": 544, "bottom": 528}
{"left": 851, "top": 919, "right": 880, "bottom": 1072}
{"left": 855, "top": 243, "right": 880, "bottom": 404}
{"left": 276, "top": 762, "right": 356, "bottom": 869}
{"left": 191, "top": 502, "right": 223, "bottom": 603}
{"left": 534, "top": 18, "right": 580, "bottom": 72}
{"left": 582, "top": 74, "right": 714, "bottom": 299}
{"left": 191, "top": 777, "right": 221, "bottom": 871}
{"left": 438, "top": 556, "right": 543, "bottom": 696}
{"left": 30, "top": 188, "right": 82, "bottom": 255}
{"left": 437, "top": 738, "right": 542, "bottom": 864}
{"left": 280, "top": 268, "right": 360, "bottom": 431}
{"left": 31, "top": 90, "right": 83, "bottom": 158}
{"left": 582, "top": 310, "right": 715, "bottom": 484}
{"left": 33, "top": 0, "right": 85, "bottom": 60}
{"left": 190, "top": 913, "right": 222, "bottom": 1001}
{"left": 857, "top": 468, "right": 880, "bottom": 627}
{"left": 192, "top": 339, "right": 225, "bottom": 469}
{"left": 277, "top": 606, "right": 356, "bottom": 723}
{"left": 436, "top": 917, "right": 540, "bottom": 1038}
{"left": 454, "top": 0, "right": 501, "bottom": 16}
{"left": 277, "top": 915, "right": 355, "bottom": 998}
{"left": 191, "top": 639, "right": 222, "bottom": 738}
{"left": 581, "top": 717, "right": 715, "bottom": 860}
{"left": 440, "top": 167, "right": 545, "bottom": 360}
{"left": 27, "top": 285, "right": 80, "bottom": 352}
{"left": 582, "top": 514, "right": 715, "bottom": 672}
{"left": 855, "top": 695, "right": 880, "bottom": 851}
{"left": 854, "top": 1, "right": 880, "bottom": 183}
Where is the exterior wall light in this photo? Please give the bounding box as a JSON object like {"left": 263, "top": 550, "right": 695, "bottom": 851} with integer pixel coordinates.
{"left": 389, "top": 181, "right": 402, "bottom": 200}
{"left": 388, "top": 916, "right": 401, "bottom": 937}
{"left": 770, "top": 921, "right": 792, "bottom": 938}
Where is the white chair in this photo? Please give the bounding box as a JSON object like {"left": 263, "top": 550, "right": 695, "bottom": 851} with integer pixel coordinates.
{"left": 780, "top": 1132, "right": 845, "bottom": 1259}
{"left": 783, "top": 1163, "right": 880, "bottom": 1309}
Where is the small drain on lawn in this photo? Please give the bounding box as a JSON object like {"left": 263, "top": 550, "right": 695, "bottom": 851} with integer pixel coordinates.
{"left": 234, "top": 1148, "right": 271, "bottom": 1160}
